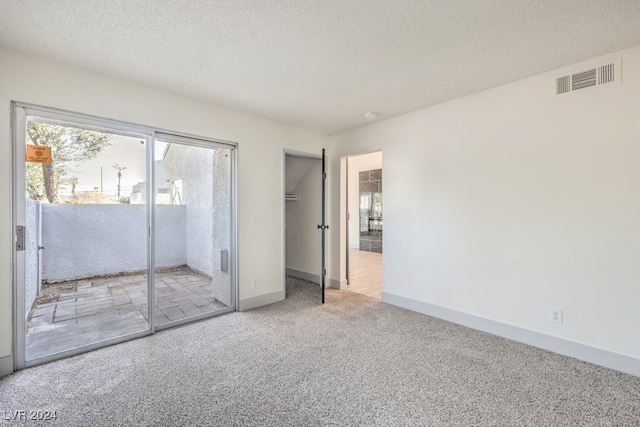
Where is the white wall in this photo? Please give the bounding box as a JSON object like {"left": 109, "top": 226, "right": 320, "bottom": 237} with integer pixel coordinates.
{"left": 347, "top": 152, "right": 382, "bottom": 247}
{"left": 286, "top": 158, "right": 322, "bottom": 282}
{"left": 285, "top": 156, "right": 316, "bottom": 193}
{"left": 329, "top": 45, "right": 640, "bottom": 375}
{"left": 0, "top": 47, "right": 328, "bottom": 372}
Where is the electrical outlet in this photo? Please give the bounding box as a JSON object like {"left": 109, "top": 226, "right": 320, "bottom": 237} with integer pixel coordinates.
{"left": 549, "top": 307, "right": 563, "bottom": 324}
{"left": 250, "top": 217, "right": 258, "bottom": 228}
{"left": 251, "top": 278, "right": 258, "bottom": 288}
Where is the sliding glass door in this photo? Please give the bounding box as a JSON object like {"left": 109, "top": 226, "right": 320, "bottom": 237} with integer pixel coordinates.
{"left": 13, "top": 104, "right": 236, "bottom": 369}
{"left": 153, "top": 134, "right": 235, "bottom": 328}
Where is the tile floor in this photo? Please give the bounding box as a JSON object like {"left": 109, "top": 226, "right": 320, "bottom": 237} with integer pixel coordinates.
{"left": 347, "top": 248, "right": 382, "bottom": 299}
{"left": 26, "top": 267, "right": 228, "bottom": 360}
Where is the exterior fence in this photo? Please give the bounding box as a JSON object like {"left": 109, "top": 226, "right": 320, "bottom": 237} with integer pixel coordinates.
{"left": 23, "top": 144, "right": 233, "bottom": 316}
{"left": 25, "top": 200, "right": 40, "bottom": 318}
{"left": 40, "top": 204, "right": 187, "bottom": 281}
{"left": 24, "top": 202, "right": 192, "bottom": 318}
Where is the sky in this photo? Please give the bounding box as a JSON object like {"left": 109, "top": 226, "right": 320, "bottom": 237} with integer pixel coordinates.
{"left": 63, "top": 135, "right": 167, "bottom": 198}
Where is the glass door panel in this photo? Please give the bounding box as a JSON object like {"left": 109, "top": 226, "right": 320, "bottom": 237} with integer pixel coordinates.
{"left": 21, "top": 115, "right": 151, "bottom": 362}
{"left": 153, "top": 135, "right": 234, "bottom": 327}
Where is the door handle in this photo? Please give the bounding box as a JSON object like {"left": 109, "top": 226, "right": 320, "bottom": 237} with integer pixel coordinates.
{"left": 317, "top": 225, "right": 329, "bottom": 230}
{"left": 16, "top": 226, "right": 25, "bottom": 251}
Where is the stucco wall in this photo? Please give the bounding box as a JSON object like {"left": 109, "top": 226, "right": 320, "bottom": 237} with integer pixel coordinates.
{"left": 164, "top": 143, "right": 232, "bottom": 305}
{"left": 42, "top": 204, "right": 186, "bottom": 281}
{"left": 164, "top": 144, "right": 214, "bottom": 276}
{"left": 156, "top": 205, "right": 188, "bottom": 270}
{"left": 25, "top": 200, "right": 39, "bottom": 317}
{"left": 210, "top": 147, "right": 232, "bottom": 305}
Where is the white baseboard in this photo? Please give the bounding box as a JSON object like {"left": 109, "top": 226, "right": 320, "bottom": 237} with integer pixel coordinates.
{"left": 239, "top": 289, "right": 285, "bottom": 311}
{"left": 286, "top": 267, "right": 320, "bottom": 284}
{"left": 0, "top": 355, "right": 13, "bottom": 378}
{"left": 330, "top": 277, "right": 347, "bottom": 290}
{"left": 382, "top": 292, "right": 640, "bottom": 378}
{"left": 285, "top": 268, "right": 346, "bottom": 290}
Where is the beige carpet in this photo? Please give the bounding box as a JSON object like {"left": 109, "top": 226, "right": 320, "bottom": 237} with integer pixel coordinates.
{"left": 1, "top": 276, "right": 639, "bottom": 426}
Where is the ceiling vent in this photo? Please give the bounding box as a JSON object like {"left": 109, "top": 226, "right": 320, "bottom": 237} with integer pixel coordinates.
{"left": 556, "top": 58, "right": 621, "bottom": 95}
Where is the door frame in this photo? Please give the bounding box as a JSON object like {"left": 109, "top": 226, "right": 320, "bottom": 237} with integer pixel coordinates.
{"left": 339, "top": 150, "right": 383, "bottom": 293}
{"left": 282, "top": 149, "right": 323, "bottom": 300}
{"left": 11, "top": 102, "right": 238, "bottom": 370}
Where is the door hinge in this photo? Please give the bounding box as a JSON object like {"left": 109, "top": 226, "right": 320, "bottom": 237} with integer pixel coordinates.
{"left": 323, "top": 268, "right": 326, "bottom": 276}
{"left": 323, "top": 172, "right": 327, "bottom": 179}
{"left": 16, "top": 225, "right": 25, "bottom": 251}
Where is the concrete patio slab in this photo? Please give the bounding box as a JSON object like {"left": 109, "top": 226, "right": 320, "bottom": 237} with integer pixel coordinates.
{"left": 25, "top": 267, "right": 229, "bottom": 360}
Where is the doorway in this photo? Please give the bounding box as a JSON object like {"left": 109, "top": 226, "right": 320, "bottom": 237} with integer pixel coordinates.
{"left": 283, "top": 151, "right": 324, "bottom": 301}
{"left": 345, "top": 151, "right": 383, "bottom": 299}
{"left": 12, "top": 103, "right": 237, "bottom": 369}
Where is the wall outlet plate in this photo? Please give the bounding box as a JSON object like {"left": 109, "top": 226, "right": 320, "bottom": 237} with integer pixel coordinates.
{"left": 549, "top": 307, "right": 563, "bottom": 324}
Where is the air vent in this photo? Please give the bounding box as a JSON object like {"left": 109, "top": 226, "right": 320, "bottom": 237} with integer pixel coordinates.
{"left": 598, "top": 62, "right": 615, "bottom": 84}
{"left": 556, "top": 76, "right": 570, "bottom": 94}
{"left": 555, "top": 59, "right": 620, "bottom": 95}
{"left": 572, "top": 68, "right": 597, "bottom": 90}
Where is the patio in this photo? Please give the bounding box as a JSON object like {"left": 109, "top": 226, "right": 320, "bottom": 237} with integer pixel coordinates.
{"left": 26, "top": 267, "right": 228, "bottom": 360}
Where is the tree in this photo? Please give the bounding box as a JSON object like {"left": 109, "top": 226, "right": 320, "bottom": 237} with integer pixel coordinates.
{"left": 69, "top": 176, "right": 79, "bottom": 200}
{"left": 113, "top": 163, "right": 127, "bottom": 198}
{"left": 26, "top": 161, "right": 46, "bottom": 202}
{"left": 26, "top": 121, "right": 112, "bottom": 203}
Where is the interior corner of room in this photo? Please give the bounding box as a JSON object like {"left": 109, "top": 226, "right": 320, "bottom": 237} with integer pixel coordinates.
{"left": 1, "top": 2, "right": 640, "bottom": 400}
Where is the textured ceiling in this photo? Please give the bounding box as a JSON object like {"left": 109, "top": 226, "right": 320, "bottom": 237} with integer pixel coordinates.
{"left": 1, "top": 1, "right": 640, "bottom": 135}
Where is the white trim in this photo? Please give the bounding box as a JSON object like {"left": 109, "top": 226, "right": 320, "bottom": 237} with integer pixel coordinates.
{"left": 11, "top": 102, "right": 239, "bottom": 369}
{"left": 330, "top": 278, "right": 347, "bottom": 290}
{"left": 0, "top": 355, "right": 12, "bottom": 378}
{"left": 286, "top": 267, "right": 320, "bottom": 284}
{"left": 239, "top": 290, "right": 285, "bottom": 311}
{"left": 12, "top": 103, "right": 27, "bottom": 369}
{"left": 340, "top": 150, "right": 384, "bottom": 293}
{"left": 382, "top": 292, "right": 640, "bottom": 378}
{"left": 282, "top": 149, "right": 323, "bottom": 300}
{"left": 11, "top": 101, "right": 239, "bottom": 148}
{"left": 283, "top": 149, "right": 322, "bottom": 160}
